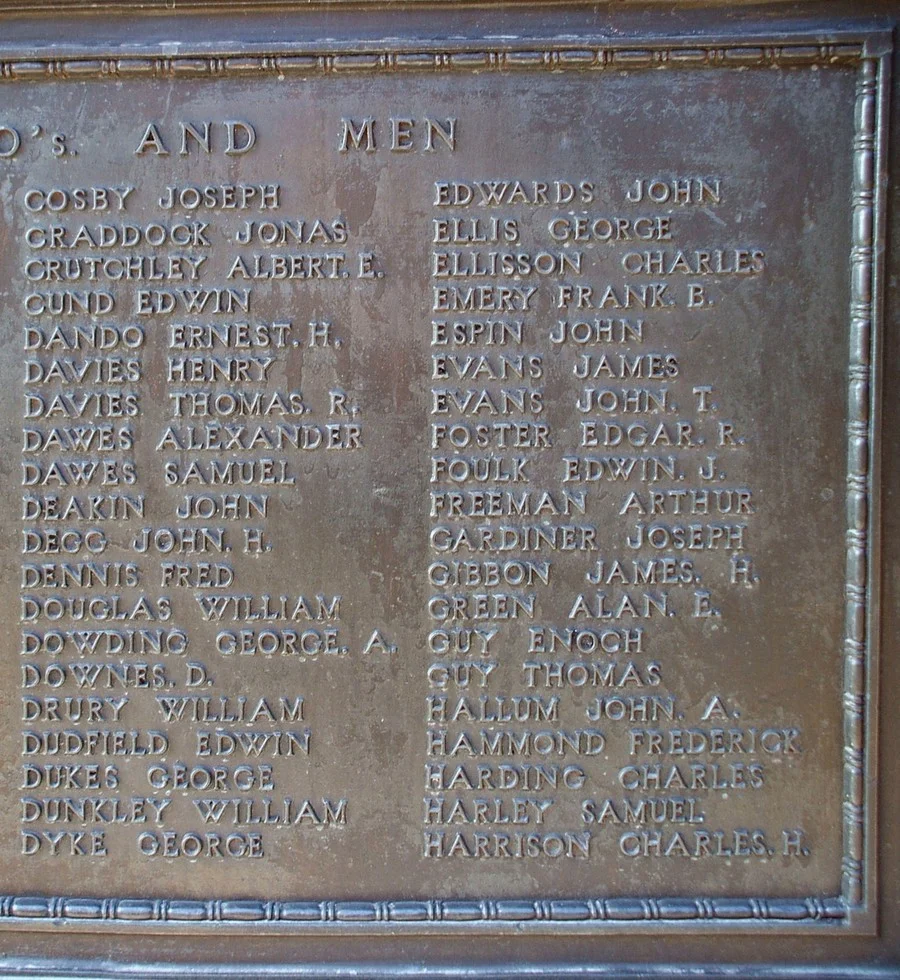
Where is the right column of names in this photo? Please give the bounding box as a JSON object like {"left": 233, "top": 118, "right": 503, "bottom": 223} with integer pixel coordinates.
{"left": 423, "top": 173, "right": 812, "bottom": 872}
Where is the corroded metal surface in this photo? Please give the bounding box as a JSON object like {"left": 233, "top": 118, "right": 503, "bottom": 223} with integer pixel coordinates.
{"left": 0, "top": 2, "right": 894, "bottom": 976}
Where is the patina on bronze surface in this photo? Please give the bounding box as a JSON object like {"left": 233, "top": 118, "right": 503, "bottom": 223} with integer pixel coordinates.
{"left": 0, "top": 1, "right": 894, "bottom": 976}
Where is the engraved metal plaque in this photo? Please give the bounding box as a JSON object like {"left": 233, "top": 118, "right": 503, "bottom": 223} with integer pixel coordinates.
{"left": 0, "top": 2, "right": 894, "bottom": 975}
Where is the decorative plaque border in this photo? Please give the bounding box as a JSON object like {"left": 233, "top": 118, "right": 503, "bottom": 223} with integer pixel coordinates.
{"left": 0, "top": 27, "right": 887, "bottom": 935}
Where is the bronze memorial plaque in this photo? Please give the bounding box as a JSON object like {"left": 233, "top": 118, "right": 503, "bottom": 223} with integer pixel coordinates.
{"left": 0, "top": 1, "right": 895, "bottom": 976}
